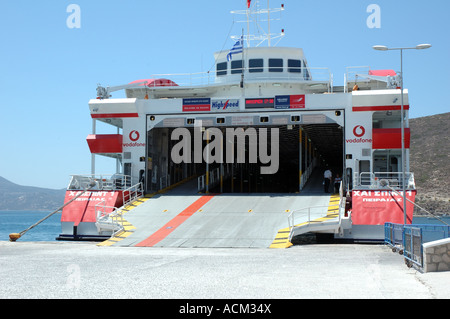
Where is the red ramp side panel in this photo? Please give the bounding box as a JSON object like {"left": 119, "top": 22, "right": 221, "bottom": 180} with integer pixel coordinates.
{"left": 351, "top": 190, "right": 416, "bottom": 225}
{"left": 61, "top": 191, "right": 123, "bottom": 226}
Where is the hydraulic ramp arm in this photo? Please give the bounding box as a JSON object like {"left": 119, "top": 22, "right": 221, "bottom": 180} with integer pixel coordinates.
{"left": 354, "top": 73, "right": 401, "bottom": 89}
{"left": 96, "top": 81, "right": 148, "bottom": 99}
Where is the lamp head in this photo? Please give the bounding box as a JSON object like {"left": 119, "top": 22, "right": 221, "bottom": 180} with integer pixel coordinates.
{"left": 373, "top": 45, "right": 388, "bottom": 51}
{"left": 416, "top": 44, "right": 432, "bottom": 50}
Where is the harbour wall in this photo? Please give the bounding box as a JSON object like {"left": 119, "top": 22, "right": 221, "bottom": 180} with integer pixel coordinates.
{"left": 423, "top": 238, "right": 450, "bottom": 272}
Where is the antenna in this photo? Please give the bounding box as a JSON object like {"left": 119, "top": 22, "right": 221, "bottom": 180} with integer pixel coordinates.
{"left": 230, "top": 0, "right": 285, "bottom": 47}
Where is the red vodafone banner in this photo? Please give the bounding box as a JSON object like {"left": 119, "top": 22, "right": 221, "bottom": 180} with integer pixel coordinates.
{"left": 61, "top": 191, "right": 123, "bottom": 226}
{"left": 351, "top": 190, "right": 416, "bottom": 225}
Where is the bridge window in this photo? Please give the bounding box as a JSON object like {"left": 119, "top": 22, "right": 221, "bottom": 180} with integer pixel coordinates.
{"left": 249, "top": 59, "right": 264, "bottom": 73}
{"left": 231, "top": 60, "right": 244, "bottom": 74}
{"left": 288, "top": 59, "right": 302, "bottom": 73}
{"left": 216, "top": 62, "right": 227, "bottom": 76}
{"left": 269, "top": 58, "right": 283, "bottom": 72}
{"left": 303, "top": 60, "right": 311, "bottom": 80}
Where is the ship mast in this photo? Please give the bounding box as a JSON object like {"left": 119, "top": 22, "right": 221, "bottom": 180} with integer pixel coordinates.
{"left": 267, "top": 0, "right": 271, "bottom": 47}
{"left": 231, "top": 0, "right": 285, "bottom": 48}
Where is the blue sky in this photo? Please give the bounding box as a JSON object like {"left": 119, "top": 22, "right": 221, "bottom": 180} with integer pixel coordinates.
{"left": 0, "top": 0, "right": 448, "bottom": 189}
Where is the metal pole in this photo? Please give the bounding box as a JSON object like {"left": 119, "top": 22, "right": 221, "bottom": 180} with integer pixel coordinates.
{"left": 373, "top": 43, "right": 431, "bottom": 225}
{"left": 91, "top": 119, "right": 96, "bottom": 176}
{"left": 220, "top": 131, "right": 223, "bottom": 193}
{"left": 206, "top": 129, "right": 209, "bottom": 194}
{"left": 267, "top": 0, "right": 271, "bottom": 47}
{"left": 299, "top": 127, "right": 303, "bottom": 192}
{"left": 400, "top": 49, "right": 407, "bottom": 225}
{"left": 246, "top": 3, "right": 250, "bottom": 47}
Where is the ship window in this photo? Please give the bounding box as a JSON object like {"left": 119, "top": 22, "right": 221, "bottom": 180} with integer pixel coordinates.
{"left": 216, "top": 62, "right": 227, "bottom": 76}
{"left": 231, "top": 60, "right": 243, "bottom": 74}
{"left": 249, "top": 59, "right": 263, "bottom": 73}
{"left": 303, "top": 60, "right": 311, "bottom": 80}
{"left": 288, "top": 59, "right": 302, "bottom": 73}
{"left": 269, "top": 59, "right": 283, "bottom": 72}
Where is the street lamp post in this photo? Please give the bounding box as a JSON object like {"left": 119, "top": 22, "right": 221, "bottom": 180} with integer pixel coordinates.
{"left": 373, "top": 44, "right": 431, "bottom": 225}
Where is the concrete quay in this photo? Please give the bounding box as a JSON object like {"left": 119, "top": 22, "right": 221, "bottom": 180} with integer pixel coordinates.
{"left": 0, "top": 241, "right": 448, "bottom": 299}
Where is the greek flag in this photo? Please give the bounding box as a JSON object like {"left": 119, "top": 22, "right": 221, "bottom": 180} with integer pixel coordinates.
{"left": 227, "top": 36, "right": 243, "bottom": 61}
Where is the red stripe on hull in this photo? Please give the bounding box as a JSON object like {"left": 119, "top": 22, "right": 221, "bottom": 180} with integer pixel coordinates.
{"left": 352, "top": 105, "right": 410, "bottom": 112}
{"left": 91, "top": 113, "right": 139, "bottom": 118}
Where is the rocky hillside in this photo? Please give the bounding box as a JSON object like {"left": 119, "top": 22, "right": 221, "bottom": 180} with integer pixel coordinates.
{"left": 410, "top": 112, "right": 450, "bottom": 215}
{"left": 0, "top": 177, "right": 66, "bottom": 211}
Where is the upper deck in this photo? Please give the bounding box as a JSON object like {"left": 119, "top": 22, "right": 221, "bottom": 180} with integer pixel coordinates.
{"left": 95, "top": 45, "right": 401, "bottom": 104}
{"left": 110, "top": 46, "right": 332, "bottom": 101}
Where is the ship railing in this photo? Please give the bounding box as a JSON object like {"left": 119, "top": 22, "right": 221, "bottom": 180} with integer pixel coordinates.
{"left": 288, "top": 185, "right": 345, "bottom": 242}
{"left": 300, "top": 158, "right": 317, "bottom": 190}
{"left": 123, "top": 182, "right": 144, "bottom": 207}
{"left": 67, "top": 174, "right": 132, "bottom": 191}
{"left": 345, "top": 66, "right": 371, "bottom": 85}
{"left": 353, "top": 172, "right": 415, "bottom": 190}
{"left": 345, "top": 66, "right": 401, "bottom": 91}
{"left": 197, "top": 165, "right": 234, "bottom": 192}
{"left": 95, "top": 201, "right": 125, "bottom": 236}
{"left": 95, "top": 182, "right": 144, "bottom": 237}
{"left": 160, "top": 175, "right": 171, "bottom": 190}
{"left": 198, "top": 167, "right": 221, "bottom": 192}
{"left": 131, "top": 66, "right": 332, "bottom": 89}
{"left": 287, "top": 204, "right": 343, "bottom": 242}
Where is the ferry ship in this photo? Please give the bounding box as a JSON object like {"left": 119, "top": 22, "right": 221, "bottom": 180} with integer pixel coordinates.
{"left": 57, "top": 2, "right": 417, "bottom": 247}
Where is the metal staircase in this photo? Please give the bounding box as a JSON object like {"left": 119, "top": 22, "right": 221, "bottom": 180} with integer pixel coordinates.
{"left": 288, "top": 192, "right": 348, "bottom": 242}
{"left": 95, "top": 182, "right": 143, "bottom": 237}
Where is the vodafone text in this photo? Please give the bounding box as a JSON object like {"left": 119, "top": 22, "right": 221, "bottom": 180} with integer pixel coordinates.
{"left": 346, "top": 137, "right": 372, "bottom": 143}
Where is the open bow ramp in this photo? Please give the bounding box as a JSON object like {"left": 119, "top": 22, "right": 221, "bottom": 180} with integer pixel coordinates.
{"left": 99, "top": 171, "right": 338, "bottom": 248}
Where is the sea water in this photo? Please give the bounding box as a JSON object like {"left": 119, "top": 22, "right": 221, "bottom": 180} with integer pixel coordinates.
{"left": 0, "top": 210, "right": 62, "bottom": 242}
{"left": 0, "top": 210, "right": 449, "bottom": 242}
